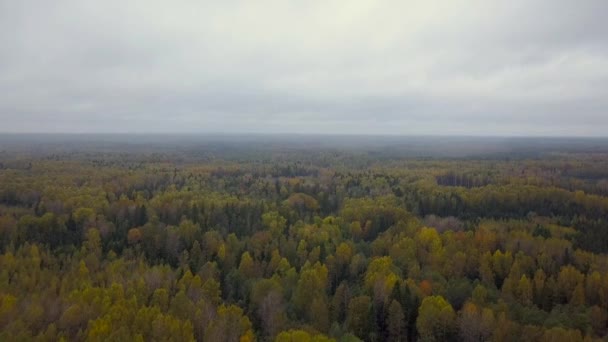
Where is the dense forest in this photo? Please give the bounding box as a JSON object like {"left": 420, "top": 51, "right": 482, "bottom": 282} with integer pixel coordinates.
{"left": 2, "top": 135, "right": 608, "bottom": 341}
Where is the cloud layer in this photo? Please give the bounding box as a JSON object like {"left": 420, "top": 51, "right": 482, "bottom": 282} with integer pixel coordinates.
{"left": 1, "top": 0, "right": 607, "bottom": 135}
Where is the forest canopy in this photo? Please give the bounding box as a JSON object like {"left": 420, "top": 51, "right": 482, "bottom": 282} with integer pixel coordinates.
{"left": 1, "top": 135, "right": 608, "bottom": 341}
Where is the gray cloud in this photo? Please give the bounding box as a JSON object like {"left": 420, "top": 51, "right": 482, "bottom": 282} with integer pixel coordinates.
{"left": 0, "top": 0, "right": 607, "bottom": 135}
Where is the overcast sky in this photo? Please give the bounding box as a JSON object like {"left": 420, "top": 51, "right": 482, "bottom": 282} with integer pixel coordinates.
{"left": 1, "top": 1, "right": 607, "bottom": 136}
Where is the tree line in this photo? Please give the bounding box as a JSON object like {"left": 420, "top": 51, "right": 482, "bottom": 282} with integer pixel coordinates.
{"left": 1, "top": 149, "right": 608, "bottom": 341}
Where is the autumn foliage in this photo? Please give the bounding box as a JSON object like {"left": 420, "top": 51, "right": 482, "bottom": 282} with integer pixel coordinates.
{"left": 1, "top": 143, "right": 608, "bottom": 341}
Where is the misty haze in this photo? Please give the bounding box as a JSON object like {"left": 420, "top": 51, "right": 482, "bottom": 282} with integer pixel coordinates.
{"left": 1, "top": 1, "right": 608, "bottom": 342}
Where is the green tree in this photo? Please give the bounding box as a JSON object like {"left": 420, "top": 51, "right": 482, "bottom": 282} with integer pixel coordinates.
{"left": 387, "top": 300, "right": 405, "bottom": 342}
{"left": 416, "top": 295, "right": 456, "bottom": 342}
{"left": 346, "top": 296, "right": 371, "bottom": 340}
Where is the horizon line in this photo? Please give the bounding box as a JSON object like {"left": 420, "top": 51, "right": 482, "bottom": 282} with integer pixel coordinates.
{"left": 1, "top": 131, "right": 608, "bottom": 139}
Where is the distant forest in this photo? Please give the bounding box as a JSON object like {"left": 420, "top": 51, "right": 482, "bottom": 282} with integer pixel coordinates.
{"left": 1, "top": 135, "right": 608, "bottom": 341}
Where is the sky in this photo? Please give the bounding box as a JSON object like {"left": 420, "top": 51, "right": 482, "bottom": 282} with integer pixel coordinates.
{"left": 0, "top": 1, "right": 607, "bottom": 136}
